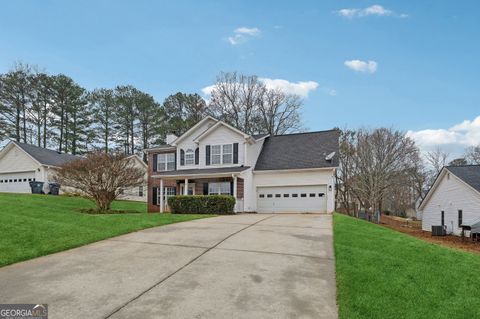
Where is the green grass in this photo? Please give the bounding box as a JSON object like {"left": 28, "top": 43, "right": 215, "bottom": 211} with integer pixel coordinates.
{"left": 0, "top": 193, "right": 213, "bottom": 267}
{"left": 334, "top": 213, "right": 480, "bottom": 319}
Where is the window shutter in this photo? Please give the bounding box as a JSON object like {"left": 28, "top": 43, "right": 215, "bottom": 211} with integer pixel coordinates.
{"left": 203, "top": 183, "right": 209, "bottom": 195}
{"left": 152, "top": 187, "right": 158, "bottom": 205}
{"left": 233, "top": 143, "right": 239, "bottom": 164}
{"left": 206, "top": 145, "right": 211, "bottom": 166}
{"left": 180, "top": 149, "right": 185, "bottom": 166}
{"left": 174, "top": 151, "right": 177, "bottom": 169}
{"left": 230, "top": 181, "right": 234, "bottom": 196}
{"left": 195, "top": 148, "right": 199, "bottom": 165}
{"left": 152, "top": 154, "right": 158, "bottom": 172}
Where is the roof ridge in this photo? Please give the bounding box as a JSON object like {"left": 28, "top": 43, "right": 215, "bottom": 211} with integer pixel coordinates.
{"left": 446, "top": 164, "right": 480, "bottom": 168}
{"left": 272, "top": 129, "right": 339, "bottom": 137}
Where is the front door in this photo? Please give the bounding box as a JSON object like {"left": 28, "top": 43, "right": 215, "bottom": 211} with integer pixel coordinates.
{"left": 180, "top": 184, "right": 195, "bottom": 195}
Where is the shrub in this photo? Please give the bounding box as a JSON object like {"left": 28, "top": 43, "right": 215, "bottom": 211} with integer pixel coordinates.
{"left": 168, "top": 195, "right": 235, "bottom": 215}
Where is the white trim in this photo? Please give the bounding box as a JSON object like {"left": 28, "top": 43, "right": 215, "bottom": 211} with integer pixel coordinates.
{"left": 193, "top": 121, "right": 250, "bottom": 143}
{"left": 171, "top": 116, "right": 219, "bottom": 145}
{"left": 152, "top": 171, "right": 247, "bottom": 179}
{"left": 144, "top": 146, "right": 176, "bottom": 153}
{"left": 125, "top": 154, "right": 147, "bottom": 167}
{"left": 253, "top": 167, "right": 336, "bottom": 174}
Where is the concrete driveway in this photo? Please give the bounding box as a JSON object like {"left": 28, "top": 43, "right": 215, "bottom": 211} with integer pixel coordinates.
{"left": 0, "top": 214, "right": 337, "bottom": 319}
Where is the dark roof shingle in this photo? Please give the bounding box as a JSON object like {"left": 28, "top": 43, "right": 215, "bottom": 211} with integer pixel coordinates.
{"left": 446, "top": 165, "right": 480, "bottom": 193}
{"left": 14, "top": 141, "right": 79, "bottom": 166}
{"left": 254, "top": 130, "right": 339, "bottom": 171}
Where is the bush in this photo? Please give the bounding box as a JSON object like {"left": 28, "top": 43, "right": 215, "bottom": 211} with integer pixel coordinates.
{"left": 168, "top": 195, "right": 235, "bottom": 215}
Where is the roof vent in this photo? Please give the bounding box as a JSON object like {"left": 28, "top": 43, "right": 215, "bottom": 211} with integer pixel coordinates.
{"left": 325, "top": 152, "right": 335, "bottom": 161}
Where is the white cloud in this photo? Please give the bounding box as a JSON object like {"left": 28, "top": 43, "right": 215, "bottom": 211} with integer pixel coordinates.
{"left": 406, "top": 116, "right": 480, "bottom": 156}
{"left": 201, "top": 78, "right": 320, "bottom": 98}
{"left": 336, "top": 5, "right": 407, "bottom": 19}
{"left": 259, "top": 78, "right": 318, "bottom": 97}
{"left": 344, "top": 60, "right": 378, "bottom": 73}
{"left": 227, "top": 27, "right": 260, "bottom": 45}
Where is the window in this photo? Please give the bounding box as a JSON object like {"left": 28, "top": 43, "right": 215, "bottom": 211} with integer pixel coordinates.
{"left": 14, "top": 179, "right": 17, "bottom": 182}
{"left": 458, "top": 210, "right": 463, "bottom": 227}
{"left": 185, "top": 149, "right": 195, "bottom": 165}
{"left": 318, "top": 193, "right": 325, "bottom": 197}
{"left": 292, "top": 194, "right": 298, "bottom": 198}
{"left": 211, "top": 145, "right": 221, "bottom": 165}
{"left": 222, "top": 144, "right": 233, "bottom": 164}
{"left": 301, "top": 193, "right": 307, "bottom": 198}
{"left": 158, "top": 186, "right": 176, "bottom": 204}
{"left": 157, "top": 153, "right": 175, "bottom": 171}
{"left": 210, "top": 144, "right": 233, "bottom": 165}
{"left": 275, "top": 194, "right": 281, "bottom": 198}
{"left": 283, "top": 194, "right": 289, "bottom": 198}
{"left": 28, "top": 178, "right": 32, "bottom": 182}
{"left": 138, "top": 186, "right": 144, "bottom": 197}
{"left": 267, "top": 194, "right": 273, "bottom": 198}
{"left": 208, "top": 182, "right": 231, "bottom": 195}
{"left": 23, "top": 178, "right": 27, "bottom": 182}
{"left": 309, "top": 193, "right": 316, "bottom": 197}
{"left": 259, "top": 194, "right": 265, "bottom": 198}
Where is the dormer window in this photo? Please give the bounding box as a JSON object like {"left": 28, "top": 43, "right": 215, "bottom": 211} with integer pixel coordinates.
{"left": 185, "top": 149, "right": 195, "bottom": 165}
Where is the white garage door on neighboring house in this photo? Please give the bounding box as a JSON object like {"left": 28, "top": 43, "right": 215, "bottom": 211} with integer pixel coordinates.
{"left": 0, "top": 171, "right": 36, "bottom": 193}
{"left": 256, "top": 185, "right": 327, "bottom": 213}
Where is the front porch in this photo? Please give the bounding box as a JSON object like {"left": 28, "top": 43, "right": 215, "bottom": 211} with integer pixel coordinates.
{"left": 149, "top": 174, "right": 244, "bottom": 213}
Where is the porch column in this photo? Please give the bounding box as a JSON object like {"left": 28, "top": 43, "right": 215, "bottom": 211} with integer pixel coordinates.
{"left": 184, "top": 178, "right": 188, "bottom": 195}
{"left": 233, "top": 175, "right": 238, "bottom": 199}
{"left": 160, "top": 179, "right": 164, "bottom": 213}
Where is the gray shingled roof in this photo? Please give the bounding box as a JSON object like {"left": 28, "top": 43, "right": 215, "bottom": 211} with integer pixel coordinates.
{"left": 254, "top": 130, "right": 340, "bottom": 171}
{"left": 14, "top": 141, "right": 79, "bottom": 167}
{"left": 446, "top": 165, "right": 480, "bottom": 193}
{"left": 156, "top": 166, "right": 250, "bottom": 176}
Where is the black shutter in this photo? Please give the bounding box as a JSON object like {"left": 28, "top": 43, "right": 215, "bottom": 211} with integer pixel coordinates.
{"left": 441, "top": 211, "right": 445, "bottom": 226}
{"left": 152, "top": 187, "right": 158, "bottom": 205}
{"left": 180, "top": 149, "right": 185, "bottom": 166}
{"left": 195, "top": 148, "right": 199, "bottom": 165}
{"left": 233, "top": 143, "right": 239, "bottom": 164}
{"left": 153, "top": 154, "right": 158, "bottom": 172}
{"left": 206, "top": 145, "right": 211, "bottom": 166}
{"left": 203, "top": 183, "right": 209, "bottom": 195}
{"left": 230, "top": 181, "right": 234, "bottom": 196}
{"left": 174, "top": 151, "right": 177, "bottom": 169}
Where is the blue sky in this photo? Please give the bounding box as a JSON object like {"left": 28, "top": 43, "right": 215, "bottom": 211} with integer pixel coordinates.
{"left": 1, "top": 0, "right": 479, "bottom": 156}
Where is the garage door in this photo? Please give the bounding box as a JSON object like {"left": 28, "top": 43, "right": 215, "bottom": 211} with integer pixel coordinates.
{"left": 256, "top": 185, "right": 327, "bottom": 213}
{"left": 0, "top": 171, "right": 36, "bottom": 193}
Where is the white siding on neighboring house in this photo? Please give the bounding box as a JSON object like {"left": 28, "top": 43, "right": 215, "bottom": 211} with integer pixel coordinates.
{"left": 0, "top": 146, "right": 39, "bottom": 174}
{"left": 421, "top": 171, "right": 480, "bottom": 235}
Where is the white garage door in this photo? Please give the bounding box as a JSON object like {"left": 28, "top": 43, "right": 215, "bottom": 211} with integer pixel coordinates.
{"left": 0, "top": 171, "right": 36, "bottom": 193}
{"left": 256, "top": 185, "right": 327, "bottom": 213}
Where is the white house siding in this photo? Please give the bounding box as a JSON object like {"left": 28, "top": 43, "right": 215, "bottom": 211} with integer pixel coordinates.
{"left": 0, "top": 146, "right": 39, "bottom": 175}
{"left": 246, "top": 138, "right": 265, "bottom": 167}
{"left": 252, "top": 169, "right": 336, "bottom": 213}
{"left": 421, "top": 172, "right": 480, "bottom": 235}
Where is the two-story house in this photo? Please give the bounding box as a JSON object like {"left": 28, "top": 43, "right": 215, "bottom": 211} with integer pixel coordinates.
{"left": 145, "top": 116, "right": 339, "bottom": 213}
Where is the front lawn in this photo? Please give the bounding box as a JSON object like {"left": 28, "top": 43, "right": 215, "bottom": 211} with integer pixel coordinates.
{"left": 0, "top": 193, "right": 212, "bottom": 267}
{"left": 334, "top": 213, "right": 480, "bottom": 319}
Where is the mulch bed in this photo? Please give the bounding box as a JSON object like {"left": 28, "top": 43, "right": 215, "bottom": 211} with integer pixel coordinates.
{"left": 381, "top": 223, "right": 480, "bottom": 254}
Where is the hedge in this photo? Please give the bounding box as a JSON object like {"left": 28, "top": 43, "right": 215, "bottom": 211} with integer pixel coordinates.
{"left": 168, "top": 195, "right": 235, "bottom": 215}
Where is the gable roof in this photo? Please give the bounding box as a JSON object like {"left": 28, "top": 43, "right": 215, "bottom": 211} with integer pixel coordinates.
{"left": 418, "top": 165, "right": 480, "bottom": 210}
{"left": 193, "top": 120, "right": 251, "bottom": 143}
{"left": 446, "top": 165, "right": 480, "bottom": 193}
{"left": 171, "top": 116, "right": 218, "bottom": 145}
{"left": 254, "top": 130, "right": 340, "bottom": 171}
{"left": 11, "top": 141, "right": 79, "bottom": 167}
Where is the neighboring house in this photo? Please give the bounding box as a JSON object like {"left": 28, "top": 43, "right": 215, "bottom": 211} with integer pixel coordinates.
{"left": 118, "top": 155, "right": 148, "bottom": 202}
{"left": 145, "top": 116, "right": 339, "bottom": 213}
{"left": 0, "top": 141, "right": 78, "bottom": 194}
{"left": 419, "top": 165, "right": 480, "bottom": 235}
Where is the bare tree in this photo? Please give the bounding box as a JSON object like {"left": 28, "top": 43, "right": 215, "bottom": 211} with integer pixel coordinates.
{"left": 465, "top": 145, "right": 480, "bottom": 164}
{"left": 350, "top": 128, "right": 420, "bottom": 218}
{"left": 55, "top": 153, "right": 144, "bottom": 211}
{"left": 335, "top": 129, "right": 357, "bottom": 215}
{"left": 258, "top": 88, "right": 303, "bottom": 135}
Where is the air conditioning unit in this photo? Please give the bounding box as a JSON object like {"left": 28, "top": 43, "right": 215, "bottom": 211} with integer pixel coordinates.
{"left": 432, "top": 225, "right": 447, "bottom": 236}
